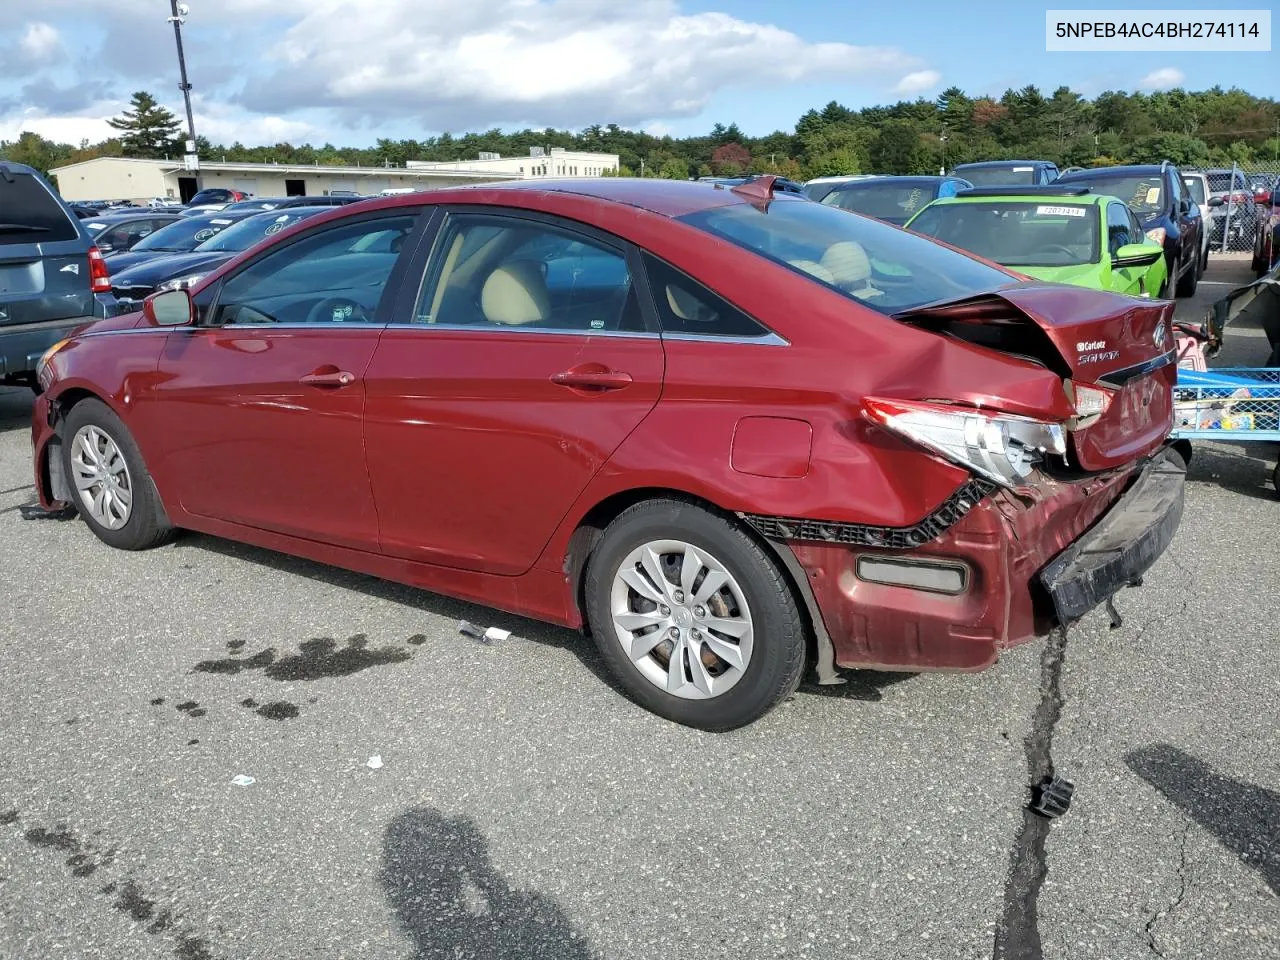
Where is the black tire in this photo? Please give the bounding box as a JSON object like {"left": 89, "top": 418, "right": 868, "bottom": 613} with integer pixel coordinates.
{"left": 1175, "top": 250, "right": 1198, "bottom": 298}
{"left": 60, "top": 398, "right": 173, "bottom": 551}
{"left": 583, "top": 499, "right": 807, "bottom": 731}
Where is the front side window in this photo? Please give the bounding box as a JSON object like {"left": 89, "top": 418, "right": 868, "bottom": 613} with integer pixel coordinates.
{"left": 413, "top": 216, "right": 641, "bottom": 333}
{"left": 680, "top": 197, "right": 1015, "bottom": 315}
{"left": 210, "top": 214, "right": 417, "bottom": 326}
{"left": 1105, "top": 203, "right": 1132, "bottom": 254}
{"left": 908, "top": 200, "right": 1099, "bottom": 268}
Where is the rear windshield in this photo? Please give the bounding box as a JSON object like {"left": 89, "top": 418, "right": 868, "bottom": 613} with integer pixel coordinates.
{"left": 818, "top": 182, "right": 938, "bottom": 223}
{"left": 1066, "top": 174, "right": 1164, "bottom": 214}
{"left": 955, "top": 165, "right": 1037, "bottom": 186}
{"left": 0, "top": 172, "right": 79, "bottom": 245}
{"left": 677, "top": 197, "right": 1014, "bottom": 316}
{"left": 909, "top": 202, "right": 1099, "bottom": 267}
{"left": 194, "top": 208, "right": 328, "bottom": 252}
{"left": 132, "top": 216, "right": 238, "bottom": 252}
{"left": 1206, "top": 173, "right": 1239, "bottom": 192}
{"left": 1182, "top": 177, "right": 1206, "bottom": 203}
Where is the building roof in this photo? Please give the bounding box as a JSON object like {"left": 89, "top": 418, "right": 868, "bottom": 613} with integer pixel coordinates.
{"left": 49, "top": 156, "right": 520, "bottom": 181}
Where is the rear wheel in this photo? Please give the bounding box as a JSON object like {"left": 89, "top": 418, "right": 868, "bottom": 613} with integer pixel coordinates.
{"left": 60, "top": 399, "right": 172, "bottom": 551}
{"left": 584, "top": 499, "right": 807, "bottom": 731}
{"left": 1175, "top": 250, "right": 1198, "bottom": 297}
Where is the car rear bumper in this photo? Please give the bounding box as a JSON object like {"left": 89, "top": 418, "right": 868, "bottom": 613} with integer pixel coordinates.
{"left": 770, "top": 448, "right": 1185, "bottom": 672}
{"left": 0, "top": 315, "right": 100, "bottom": 380}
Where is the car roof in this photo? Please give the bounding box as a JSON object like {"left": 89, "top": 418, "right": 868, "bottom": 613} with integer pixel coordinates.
{"left": 1059, "top": 165, "right": 1165, "bottom": 177}
{"left": 827, "top": 175, "right": 961, "bottom": 187}
{"left": 952, "top": 160, "right": 1053, "bottom": 168}
{"left": 939, "top": 189, "right": 1105, "bottom": 205}
{"left": 0, "top": 160, "right": 41, "bottom": 177}
{"left": 395, "top": 177, "right": 771, "bottom": 218}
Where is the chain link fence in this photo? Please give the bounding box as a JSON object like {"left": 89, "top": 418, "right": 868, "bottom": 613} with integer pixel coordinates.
{"left": 1185, "top": 160, "right": 1280, "bottom": 255}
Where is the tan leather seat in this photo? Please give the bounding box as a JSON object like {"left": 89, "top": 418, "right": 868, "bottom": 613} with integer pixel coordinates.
{"left": 819, "top": 241, "right": 884, "bottom": 300}
{"left": 787, "top": 259, "right": 836, "bottom": 284}
{"left": 480, "top": 261, "right": 550, "bottom": 326}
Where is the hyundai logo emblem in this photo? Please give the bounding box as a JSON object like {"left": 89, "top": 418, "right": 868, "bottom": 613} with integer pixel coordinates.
{"left": 1153, "top": 322, "right": 1168, "bottom": 349}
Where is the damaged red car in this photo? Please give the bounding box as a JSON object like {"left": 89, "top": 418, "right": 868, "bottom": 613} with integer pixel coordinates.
{"left": 30, "top": 177, "right": 1185, "bottom": 730}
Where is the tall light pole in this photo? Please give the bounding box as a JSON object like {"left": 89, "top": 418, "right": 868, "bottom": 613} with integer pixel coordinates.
{"left": 167, "top": 1, "right": 198, "bottom": 165}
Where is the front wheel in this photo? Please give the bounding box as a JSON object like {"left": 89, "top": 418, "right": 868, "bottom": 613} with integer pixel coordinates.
{"left": 584, "top": 499, "right": 807, "bottom": 731}
{"left": 61, "top": 398, "right": 173, "bottom": 551}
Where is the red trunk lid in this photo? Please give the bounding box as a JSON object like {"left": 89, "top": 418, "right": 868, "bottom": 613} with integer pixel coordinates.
{"left": 898, "top": 283, "right": 1177, "bottom": 472}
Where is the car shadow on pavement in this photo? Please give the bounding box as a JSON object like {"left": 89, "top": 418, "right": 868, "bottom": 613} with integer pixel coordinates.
{"left": 1124, "top": 743, "right": 1279, "bottom": 896}
{"left": 1185, "top": 444, "right": 1278, "bottom": 502}
{"left": 0, "top": 387, "right": 34, "bottom": 433}
{"left": 797, "top": 670, "right": 918, "bottom": 702}
{"left": 380, "top": 806, "right": 597, "bottom": 960}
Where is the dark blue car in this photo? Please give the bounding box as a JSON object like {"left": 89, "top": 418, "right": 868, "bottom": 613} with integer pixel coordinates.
{"left": 950, "top": 160, "right": 1060, "bottom": 187}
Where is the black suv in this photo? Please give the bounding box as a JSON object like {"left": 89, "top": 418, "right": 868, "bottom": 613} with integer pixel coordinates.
{"left": 0, "top": 162, "right": 118, "bottom": 386}
{"left": 1057, "top": 162, "right": 1203, "bottom": 297}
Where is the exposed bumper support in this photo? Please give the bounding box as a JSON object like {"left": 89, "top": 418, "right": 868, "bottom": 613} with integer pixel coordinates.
{"left": 1038, "top": 448, "right": 1186, "bottom": 625}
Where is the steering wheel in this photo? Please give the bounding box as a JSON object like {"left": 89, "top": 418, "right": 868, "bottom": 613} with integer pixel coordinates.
{"left": 304, "top": 296, "right": 370, "bottom": 325}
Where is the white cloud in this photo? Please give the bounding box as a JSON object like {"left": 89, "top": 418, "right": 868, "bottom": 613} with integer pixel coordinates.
{"left": 0, "top": 108, "right": 116, "bottom": 146}
{"left": 1139, "top": 67, "right": 1184, "bottom": 91}
{"left": 19, "top": 22, "right": 63, "bottom": 62}
{"left": 234, "top": 0, "right": 925, "bottom": 128}
{"left": 893, "top": 70, "right": 942, "bottom": 96}
{"left": 190, "top": 95, "right": 321, "bottom": 146}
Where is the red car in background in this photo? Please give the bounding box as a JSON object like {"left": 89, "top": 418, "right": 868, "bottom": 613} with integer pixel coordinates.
{"left": 30, "top": 177, "right": 1185, "bottom": 730}
{"left": 1252, "top": 182, "right": 1280, "bottom": 278}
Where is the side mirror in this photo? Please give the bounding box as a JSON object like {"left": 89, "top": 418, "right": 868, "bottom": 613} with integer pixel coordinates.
{"left": 1112, "top": 243, "right": 1163, "bottom": 268}
{"left": 143, "top": 289, "right": 194, "bottom": 327}
{"left": 1208, "top": 196, "right": 1224, "bottom": 207}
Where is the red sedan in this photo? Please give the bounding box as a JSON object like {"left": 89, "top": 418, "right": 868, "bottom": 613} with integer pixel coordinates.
{"left": 30, "top": 177, "right": 1185, "bottom": 730}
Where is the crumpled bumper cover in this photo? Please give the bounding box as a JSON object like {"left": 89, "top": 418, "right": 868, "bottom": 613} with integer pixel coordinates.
{"left": 1039, "top": 448, "right": 1186, "bottom": 625}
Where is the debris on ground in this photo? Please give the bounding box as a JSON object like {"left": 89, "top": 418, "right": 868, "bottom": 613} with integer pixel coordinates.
{"left": 366, "top": 755, "right": 383, "bottom": 770}
{"left": 18, "top": 502, "right": 76, "bottom": 521}
{"left": 457, "top": 621, "right": 511, "bottom": 644}
{"left": 1028, "top": 775, "right": 1074, "bottom": 818}
{"left": 230, "top": 775, "right": 256, "bottom": 787}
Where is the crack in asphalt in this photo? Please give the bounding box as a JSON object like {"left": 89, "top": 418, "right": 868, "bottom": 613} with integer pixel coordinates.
{"left": 1143, "top": 822, "right": 1193, "bottom": 958}
{"left": 993, "top": 626, "right": 1069, "bottom": 960}
{"left": 1134, "top": 549, "right": 1196, "bottom": 647}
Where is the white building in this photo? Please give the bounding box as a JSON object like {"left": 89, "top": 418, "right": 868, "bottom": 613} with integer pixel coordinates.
{"left": 408, "top": 147, "right": 620, "bottom": 179}
{"left": 50, "top": 148, "right": 620, "bottom": 204}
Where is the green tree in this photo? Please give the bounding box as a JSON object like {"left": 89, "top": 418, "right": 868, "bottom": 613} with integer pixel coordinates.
{"left": 869, "top": 121, "right": 920, "bottom": 174}
{"left": 107, "top": 91, "right": 182, "bottom": 158}
{"left": 1122, "top": 133, "right": 1210, "bottom": 167}
{"left": 658, "top": 156, "right": 689, "bottom": 180}
{"left": 0, "top": 131, "right": 68, "bottom": 177}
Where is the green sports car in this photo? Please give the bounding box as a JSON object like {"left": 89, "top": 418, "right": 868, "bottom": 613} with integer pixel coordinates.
{"left": 904, "top": 186, "right": 1169, "bottom": 298}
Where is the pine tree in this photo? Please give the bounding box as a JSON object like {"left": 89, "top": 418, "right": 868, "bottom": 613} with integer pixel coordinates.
{"left": 107, "top": 92, "right": 182, "bottom": 159}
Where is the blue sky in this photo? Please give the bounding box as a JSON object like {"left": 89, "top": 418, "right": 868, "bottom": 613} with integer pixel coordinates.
{"left": 1, "top": 0, "right": 1275, "bottom": 148}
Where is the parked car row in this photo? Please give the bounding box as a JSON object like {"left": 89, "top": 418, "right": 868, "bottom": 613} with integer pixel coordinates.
{"left": 29, "top": 175, "right": 1185, "bottom": 730}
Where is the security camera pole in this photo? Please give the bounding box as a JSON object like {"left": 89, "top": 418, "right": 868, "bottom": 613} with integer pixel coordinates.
{"left": 167, "top": 0, "right": 199, "bottom": 171}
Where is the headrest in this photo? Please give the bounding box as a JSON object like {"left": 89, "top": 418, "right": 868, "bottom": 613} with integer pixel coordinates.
{"left": 481, "top": 260, "right": 550, "bottom": 326}
{"left": 820, "top": 241, "right": 872, "bottom": 287}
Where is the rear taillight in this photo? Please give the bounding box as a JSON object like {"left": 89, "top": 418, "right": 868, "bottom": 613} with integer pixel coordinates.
{"left": 1062, "top": 380, "right": 1116, "bottom": 430}
{"left": 863, "top": 397, "right": 1066, "bottom": 489}
{"left": 88, "top": 246, "right": 110, "bottom": 293}
{"left": 1145, "top": 227, "right": 1167, "bottom": 245}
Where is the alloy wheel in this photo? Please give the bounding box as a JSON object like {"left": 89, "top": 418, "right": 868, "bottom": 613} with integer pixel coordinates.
{"left": 609, "top": 539, "right": 754, "bottom": 700}
{"left": 69, "top": 424, "right": 133, "bottom": 530}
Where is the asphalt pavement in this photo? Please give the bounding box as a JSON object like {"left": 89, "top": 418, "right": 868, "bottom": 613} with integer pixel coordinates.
{"left": 0, "top": 257, "right": 1275, "bottom": 960}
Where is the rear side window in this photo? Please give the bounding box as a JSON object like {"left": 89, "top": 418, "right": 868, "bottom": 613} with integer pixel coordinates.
{"left": 0, "top": 172, "right": 79, "bottom": 245}
{"left": 642, "top": 253, "right": 771, "bottom": 339}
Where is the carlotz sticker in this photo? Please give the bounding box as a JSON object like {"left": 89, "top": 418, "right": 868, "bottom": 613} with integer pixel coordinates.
{"left": 193, "top": 228, "right": 216, "bottom": 241}
{"left": 1013, "top": 166, "right": 1034, "bottom": 172}
{"left": 1145, "top": 188, "right": 1161, "bottom": 205}
{"left": 1035, "top": 205, "right": 1087, "bottom": 217}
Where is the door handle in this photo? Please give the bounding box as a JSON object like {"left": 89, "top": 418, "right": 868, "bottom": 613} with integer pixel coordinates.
{"left": 550, "top": 366, "right": 634, "bottom": 391}
{"left": 299, "top": 369, "right": 357, "bottom": 387}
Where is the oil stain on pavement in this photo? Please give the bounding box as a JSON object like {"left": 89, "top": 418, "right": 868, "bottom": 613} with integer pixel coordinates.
{"left": 193, "top": 633, "right": 411, "bottom": 681}
{"left": 2, "top": 808, "right": 219, "bottom": 957}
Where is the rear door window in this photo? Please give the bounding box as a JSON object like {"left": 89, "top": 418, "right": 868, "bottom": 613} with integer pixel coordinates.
{"left": 0, "top": 172, "right": 79, "bottom": 245}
